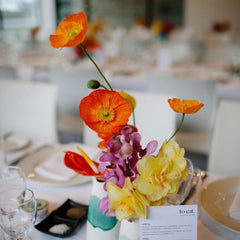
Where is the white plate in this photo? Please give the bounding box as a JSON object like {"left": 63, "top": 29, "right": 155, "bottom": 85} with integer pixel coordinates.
{"left": 0, "top": 133, "right": 29, "bottom": 152}
{"left": 200, "top": 177, "right": 240, "bottom": 234}
{"left": 17, "top": 146, "right": 92, "bottom": 187}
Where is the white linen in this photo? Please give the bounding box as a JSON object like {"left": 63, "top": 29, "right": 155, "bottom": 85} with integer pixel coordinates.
{"left": 34, "top": 143, "right": 100, "bottom": 181}
{"left": 228, "top": 184, "right": 240, "bottom": 220}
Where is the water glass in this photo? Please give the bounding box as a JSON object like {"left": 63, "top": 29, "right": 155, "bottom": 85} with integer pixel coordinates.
{"left": 0, "top": 188, "right": 37, "bottom": 240}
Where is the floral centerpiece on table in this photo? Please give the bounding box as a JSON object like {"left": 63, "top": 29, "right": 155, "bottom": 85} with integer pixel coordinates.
{"left": 50, "top": 12, "right": 204, "bottom": 221}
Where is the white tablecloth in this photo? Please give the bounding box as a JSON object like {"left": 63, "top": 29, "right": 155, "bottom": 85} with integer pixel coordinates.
{"left": 26, "top": 174, "right": 229, "bottom": 240}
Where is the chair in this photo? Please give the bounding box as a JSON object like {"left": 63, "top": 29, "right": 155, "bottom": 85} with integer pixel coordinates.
{"left": 0, "top": 79, "right": 59, "bottom": 143}
{"left": 0, "top": 66, "right": 17, "bottom": 79}
{"left": 49, "top": 68, "right": 100, "bottom": 117}
{"left": 148, "top": 76, "right": 217, "bottom": 155}
{"left": 48, "top": 68, "right": 101, "bottom": 143}
{"left": 83, "top": 90, "right": 177, "bottom": 150}
{"left": 208, "top": 100, "right": 240, "bottom": 176}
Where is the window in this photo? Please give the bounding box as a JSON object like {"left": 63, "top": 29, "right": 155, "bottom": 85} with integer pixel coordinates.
{"left": 0, "top": 0, "right": 41, "bottom": 29}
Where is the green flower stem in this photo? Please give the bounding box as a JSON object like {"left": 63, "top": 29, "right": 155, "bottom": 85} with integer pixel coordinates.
{"left": 80, "top": 43, "right": 113, "bottom": 90}
{"left": 100, "top": 84, "right": 108, "bottom": 90}
{"left": 132, "top": 110, "right": 136, "bottom": 128}
{"left": 132, "top": 110, "right": 136, "bottom": 127}
{"left": 125, "top": 100, "right": 136, "bottom": 128}
{"left": 167, "top": 113, "right": 185, "bottom": 143}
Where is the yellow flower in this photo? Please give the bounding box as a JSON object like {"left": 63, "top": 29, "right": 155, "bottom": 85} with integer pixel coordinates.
{"left": 119, "top": 91, "right": 136, "bottom": 112}
{"left": 157, "top": 140, "right": 187, "bottom": 179}
{"left": 107, "top": 177, "right": 149, "bottom": 220}
{"left": 133, "top": 141, "right": 187, "bottom": 202}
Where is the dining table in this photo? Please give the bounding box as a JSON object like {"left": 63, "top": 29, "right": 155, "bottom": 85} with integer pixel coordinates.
{"left": 27, "top": 174, "right": 229, "bottom": 240}
{"left": 3, "top": 138, "right": 239, "bottom": 240}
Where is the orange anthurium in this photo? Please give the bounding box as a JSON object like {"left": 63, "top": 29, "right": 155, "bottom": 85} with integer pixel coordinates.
{"left": 50, "top": 12, "right": 88, "bottom": 49}
{"left": 64, "top": 151, "right": 102, "bottom": 177}
{"left": 168, "top": 98, "right": 204, "bottom": 114}
{"left": 79, "top": 89, "right": 132, "bottom": 139}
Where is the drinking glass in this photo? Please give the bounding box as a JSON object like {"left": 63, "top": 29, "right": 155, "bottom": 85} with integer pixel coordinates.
{"left": 0, "top": 166, "right": 26, "bottom": 194}
{"left": 166, "top": 158, "right": 194, "bottom": 205}
{"left": 0, "top": 188, "right": 37, "bottom": 240}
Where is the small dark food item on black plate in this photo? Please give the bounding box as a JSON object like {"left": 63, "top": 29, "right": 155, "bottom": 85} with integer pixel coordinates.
{"left": 66, "top": 207, "right": 88, "bottom": 219}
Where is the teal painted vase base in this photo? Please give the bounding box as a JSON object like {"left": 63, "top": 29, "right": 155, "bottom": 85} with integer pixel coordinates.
{"left": 88, "top": 195, "right": 117, "bottom": 231}
{"left": 119, "top": 235, "right": 139, "bottom": 240}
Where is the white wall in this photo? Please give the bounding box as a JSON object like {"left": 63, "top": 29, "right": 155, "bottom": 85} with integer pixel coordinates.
{"left": 184, "top": 0, "right": 240, "bottom": 31}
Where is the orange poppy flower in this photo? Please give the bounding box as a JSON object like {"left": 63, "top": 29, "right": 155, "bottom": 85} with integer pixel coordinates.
{"left": 168, "top": 98, "right": 204, "bottom": 114}
{"left": 49, "top": 12, "right": 88, "bottom": 49}
{"left": 79, "top": 89, "right": 132, "bottom": 138}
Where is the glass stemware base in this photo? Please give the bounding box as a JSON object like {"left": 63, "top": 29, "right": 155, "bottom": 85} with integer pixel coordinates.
{"left": 0, "top": 188, "right": 37, "bottom": 240}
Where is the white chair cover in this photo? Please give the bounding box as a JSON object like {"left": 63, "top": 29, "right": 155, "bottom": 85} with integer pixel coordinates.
{"left": 208, "top": 99, "right": 240, "bottom": 176}
{"left": 0, "top": 79, "right": 59, "bottom": 143}
{"left": 83, "top": 90, "right": 176, "bottom": 150}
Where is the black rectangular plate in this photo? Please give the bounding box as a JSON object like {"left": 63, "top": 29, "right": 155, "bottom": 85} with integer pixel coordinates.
{"left": 35, "top": 199, "right": 88, "bottom": 238}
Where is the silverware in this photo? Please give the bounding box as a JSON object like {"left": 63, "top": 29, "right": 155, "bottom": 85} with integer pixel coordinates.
{"left": 201, "top": 171, "right": 208, "bottom": 181}
{"left": 10, "top": 144, "right": 51, "bottom": 166}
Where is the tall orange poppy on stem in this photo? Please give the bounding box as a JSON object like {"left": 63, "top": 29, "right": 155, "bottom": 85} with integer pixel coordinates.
{"left": 167, "top": 98, "right": 204, "bottom": 142}
{"left": 49, "top": 12, "right": 88, "bottom": 49}
{"left": 80, "top": 89, "right": 132, "bottom": 142}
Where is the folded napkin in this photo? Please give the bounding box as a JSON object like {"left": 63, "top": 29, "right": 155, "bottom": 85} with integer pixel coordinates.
{"left": 228, "top": 184, "right": 240, "bottom": 221}
{"left": 34, "top": 144, "right": 100, "bottom": 181}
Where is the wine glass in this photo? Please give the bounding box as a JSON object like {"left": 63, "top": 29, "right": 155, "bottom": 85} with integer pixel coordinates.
{"left": 166, "top": 158, "right": 194, "bottom": 205}
{"left": 0, "top": 166, "right": 26, "bottom": 194}
{"left": 0, "top": 188, "right": 37, "bottom": 240}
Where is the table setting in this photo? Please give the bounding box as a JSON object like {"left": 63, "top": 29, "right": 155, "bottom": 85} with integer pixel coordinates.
{"left": 1, "top": 11, "right": 240, "bottom": 240}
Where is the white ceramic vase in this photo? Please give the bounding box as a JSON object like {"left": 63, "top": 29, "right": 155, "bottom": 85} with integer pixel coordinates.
{"left": 119, "top": 219, "right": 139, "bottom": 240}
{"left": 86, "top": 178, "right": 120, "bottom": 240}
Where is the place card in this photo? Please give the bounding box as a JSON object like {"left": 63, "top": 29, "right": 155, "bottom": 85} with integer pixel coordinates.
{"left": 139, "top": 205, "right": 198, "bottom": 240}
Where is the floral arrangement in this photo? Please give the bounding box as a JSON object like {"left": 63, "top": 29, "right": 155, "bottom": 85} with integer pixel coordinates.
{"left": 50, "top": 12, "right": 204, "bottom": 221}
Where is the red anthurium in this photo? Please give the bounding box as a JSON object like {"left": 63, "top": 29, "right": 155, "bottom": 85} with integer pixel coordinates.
{"left": 64, "top": 151, "right": 102, "bottom": 177}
